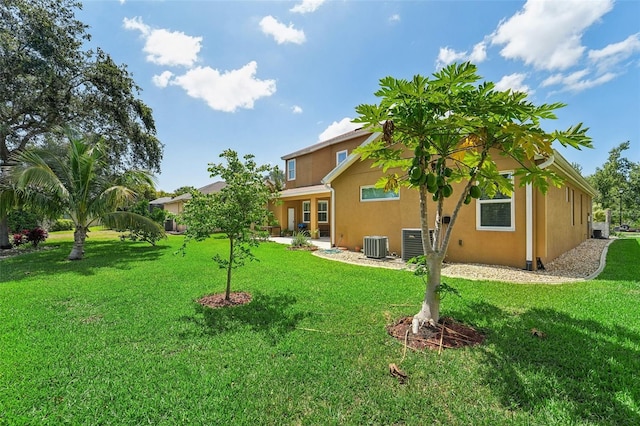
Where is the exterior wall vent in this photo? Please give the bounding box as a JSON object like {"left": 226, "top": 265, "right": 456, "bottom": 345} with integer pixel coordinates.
{"left": 402, "top": 228, "right": 434, "bottom": 261}
{"left": 363, "top": 236, "right": 388, "bottom": 259}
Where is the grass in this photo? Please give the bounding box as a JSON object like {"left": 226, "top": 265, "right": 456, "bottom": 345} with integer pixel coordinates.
{"left": 1, "top": 231, "right": 639, "bottom": 425}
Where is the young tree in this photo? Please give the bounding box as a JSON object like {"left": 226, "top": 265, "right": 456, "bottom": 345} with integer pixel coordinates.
{"left": 0, "top": 0, "right": 163, "bottom": 248}
{"left": 12, "top": 131, "right": 164, "bottom": 260}
{"left": 354, "top": 63, "right": 592, "bottom": 332}
{"left": 180, "top": 150, "right": 274, "bottom": 301}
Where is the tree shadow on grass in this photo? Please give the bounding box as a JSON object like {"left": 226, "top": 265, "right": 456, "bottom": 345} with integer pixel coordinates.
{"left": 450, "top": 302, "right": 640, "bottom": 424}
{"left": 0, "top": 240, "right": 168, "bottom": 283}
{"left": 181, "top": 292, "right": 307, "bottom": 345}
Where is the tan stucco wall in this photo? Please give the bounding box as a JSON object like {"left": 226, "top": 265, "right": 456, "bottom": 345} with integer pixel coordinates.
{"left": 331, "top": 154, "right": 591, "bottom": 269}
{"left": 285, "top": 134, "right": 370, "bottom": 188}
{"left": 542, "top": 181, "right": 592, "bottom": 264}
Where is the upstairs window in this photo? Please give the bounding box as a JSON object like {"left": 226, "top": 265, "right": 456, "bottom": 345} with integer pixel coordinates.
{"left": 287, "top": 159, "right": 296, "bottom": 181}
{"left": 336, "top": 150, "right": 348, "bottom": 165}
{"left": 476, "top": 173, "right": 515, "bottom": 231}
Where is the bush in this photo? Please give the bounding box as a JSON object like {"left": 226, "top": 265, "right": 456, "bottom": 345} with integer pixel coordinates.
{"left": 49, "top": 219, "right": 75, "bottom": 232}
{"left": 290, "top": 231, "right": 312, "bottom": 248}
{"left": 11, "top": 227, "right": 48, "bottom": 248}
{"left": 7, "top": 209, "right": 41, "bottom": 233}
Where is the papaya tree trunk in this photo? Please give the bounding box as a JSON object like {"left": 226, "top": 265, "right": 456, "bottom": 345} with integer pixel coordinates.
{"left": 69, "top": 225, "right": 87, "bottom": 260}
{"left": 412, "top": 254, "right": 444, "bottom": 333}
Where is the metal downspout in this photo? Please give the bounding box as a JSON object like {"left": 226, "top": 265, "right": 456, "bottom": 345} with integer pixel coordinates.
{"left": 526, "top": 154, "right": 555, "bottom": 270}
{"left": 325, "top": 182, "right": 336, "bottom": 247}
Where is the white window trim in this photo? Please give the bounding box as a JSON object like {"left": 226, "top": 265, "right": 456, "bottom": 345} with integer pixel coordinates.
{"left": 302, "top": 200, "right": 311, "bottom": 223}
{"left": 287, "top": 159, "right": 296, "bottom": 181}
{"left": 336, "top": 150, "right": 348, "bottom": 165}
{"left": 359, "top": 185, "right": 400, "bottom": 202}
{"left": 317, "top": 200, "right": 329, "bottom": 223}
{"left": 476, "top": 172, "right": 515, "bottom": 232}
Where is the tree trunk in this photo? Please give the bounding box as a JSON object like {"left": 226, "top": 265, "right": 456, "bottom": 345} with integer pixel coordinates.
{"left": 412, "top": 255, "right": 443, "bottom": 333}
{"left": 0, "top": 216, "right": 11, "bottom": 249}
{"left": 68, "top": 225, "right": 87, "bottom": 260}
{"left": 225, "top": 237, "right": 233, "bottom": 301}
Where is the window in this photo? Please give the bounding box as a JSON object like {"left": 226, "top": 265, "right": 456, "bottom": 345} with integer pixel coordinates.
{"left": 476, "top": 173, "right": 514, "bottom": 231}
{"left": 336, "top": 150, "right": 348, "bottom": 165}
{"left": 287, "top": 159, "right": 296, "bottom": 181}
{"left": 360, "top": 186, "right": 400, "bottom": 202}
{"left": 302, "top": 201, "right": 311, "bottom": 223}
{"left": 318, "top": 201, "right": 328, "bottom": 223}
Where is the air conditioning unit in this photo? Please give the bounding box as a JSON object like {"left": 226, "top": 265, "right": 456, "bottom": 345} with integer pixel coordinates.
{"left": 401, "top": 228, "right": 434, "bottom": 261}
{"left": 363, "top": 236, "right": 388, "bottom": 259}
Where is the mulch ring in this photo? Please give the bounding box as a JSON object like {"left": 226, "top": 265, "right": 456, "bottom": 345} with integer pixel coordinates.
{"left": 197, "top": 291, "right": 252, "bottom": 309}
{"left": 387, "top": 316, "right": 485, "bottom": 351}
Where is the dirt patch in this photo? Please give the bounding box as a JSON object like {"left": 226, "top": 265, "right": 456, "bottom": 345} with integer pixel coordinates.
{"left": 197, "top": 291, "right": 253, "bottom": 309}
{"left": 387, "top": 316, "right": 485, "bottom": 351}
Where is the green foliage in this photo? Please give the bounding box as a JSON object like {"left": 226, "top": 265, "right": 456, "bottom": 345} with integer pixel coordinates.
{"left": 11, "top": 130, "right": 164, "bottom": 258}
{"left": 49, "top": 218, "right": 74, "bottom": 232}
{"left": 290, "top": 231, "right": 312, "bottom": 248}
{"left": 180, "top": 149, "right": 273, "bottom": 299}
{"left": 117, "top": 199, "right": 167, "bottom": 245}
{"left": 587, "top": 141, "right": 639, "bottom": 226}
{"left": 0, "top": 0, "right": 163, "bottom": 247}
{"left": 6, "top": 209, "right": 41, "bottom": 233}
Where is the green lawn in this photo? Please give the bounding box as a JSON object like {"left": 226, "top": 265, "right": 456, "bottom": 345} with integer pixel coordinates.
{"left": 1, "top": 232, "right": 638, "bottom": 425}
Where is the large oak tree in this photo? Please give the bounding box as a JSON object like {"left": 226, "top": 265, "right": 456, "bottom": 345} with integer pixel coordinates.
{"left": 0, "top": 0, "right": 163, "bottom": 247}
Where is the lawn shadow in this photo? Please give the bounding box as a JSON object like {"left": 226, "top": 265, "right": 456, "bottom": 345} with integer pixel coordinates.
{"left": 0, "top": 240, "right": 169, "bottom": 283}
{"left": 450, "top": 302, "right": 640, "bottom": 424}
{"left": 186, "top": 292, "right": 307, "bottom": 345}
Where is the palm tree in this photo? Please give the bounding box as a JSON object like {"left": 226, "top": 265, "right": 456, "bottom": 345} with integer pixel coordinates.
{"left": 11, "top": 131, "right": 164, "bottom": 260}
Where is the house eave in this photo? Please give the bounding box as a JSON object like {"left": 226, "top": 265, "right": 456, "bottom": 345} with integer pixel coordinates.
{"left": 281, "top": 128, "right": 371, "bottom": 160}
{"left": 322, "top": 132, "right": 382, "bottom": 185}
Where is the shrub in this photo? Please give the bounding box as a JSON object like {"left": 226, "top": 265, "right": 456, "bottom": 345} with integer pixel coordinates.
{"left": 7, "top": 209, "right": 41, "bottom": 233}
{"left": 11, "top": 227, "right": 48, "bottom": 248}
{"left": 290, "top": 231, "right": 312, "bottom": 248}
{"left": 49, "top": 219, "right": 75, "bottom": 232}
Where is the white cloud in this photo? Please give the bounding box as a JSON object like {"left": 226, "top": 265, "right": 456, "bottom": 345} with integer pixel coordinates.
{"left": 494, "top": 73, "right": 532, "bottom": 94}
{"left": 318, "top": 118, "right": 360, "bottom": 141}
{"left": 170, "top": 62, "right": 276, "bottom": 112}
{"left": 389, "top": 14, "right": 401, "bottom": 23}
{"left": 540, "top": 69, "right": 615, "bottom": 92}
{"left": 123, "top": 17, "right": 202, "bottom": 67}
{"left": 588, "top": 33, "right": 640, "bottom": 73}
{"left": 290, "top": 0, "right": 325, "bottom": 14}
{"left": 436, "top": 42, "right": 486, "bottom": 68}
{"left": 292, "top": 105, "right": 303, "bottom": 114}
{"left": 490, "top": 0, "right": 614, "bottom": 71}
{"left": 152, "top": 71, "right": 174, "bottom": 88}
{"left": 259, "top": 16, "right": 306, "bottom": 45}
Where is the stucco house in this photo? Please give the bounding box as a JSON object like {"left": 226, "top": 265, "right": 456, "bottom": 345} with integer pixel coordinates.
{"left": 150, "top": 181, "right": 227, "bottom": 232}
{"left": 269, "top": 129, "right": 596, "bottom": 270}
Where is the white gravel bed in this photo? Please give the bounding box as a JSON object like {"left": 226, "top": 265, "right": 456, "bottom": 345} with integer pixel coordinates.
{"left": 312, "top": 238, "right": 613, "bottom": 284}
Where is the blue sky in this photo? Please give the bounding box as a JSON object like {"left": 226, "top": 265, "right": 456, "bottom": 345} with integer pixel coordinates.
{"left": 78, "top": 0, "right": 640, "bottom": 192}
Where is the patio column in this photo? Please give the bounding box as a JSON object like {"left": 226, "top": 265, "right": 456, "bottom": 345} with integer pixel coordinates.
{"left": 309, "top": 196, "right": 318, "bottom": 236}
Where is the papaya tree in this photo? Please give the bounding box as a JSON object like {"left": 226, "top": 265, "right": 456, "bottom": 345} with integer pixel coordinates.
{"left": 353, "top": 63, "right": 592, "bottom": 333}
{"left": 180, "top": 150, "right": 274, "bottom": 301}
